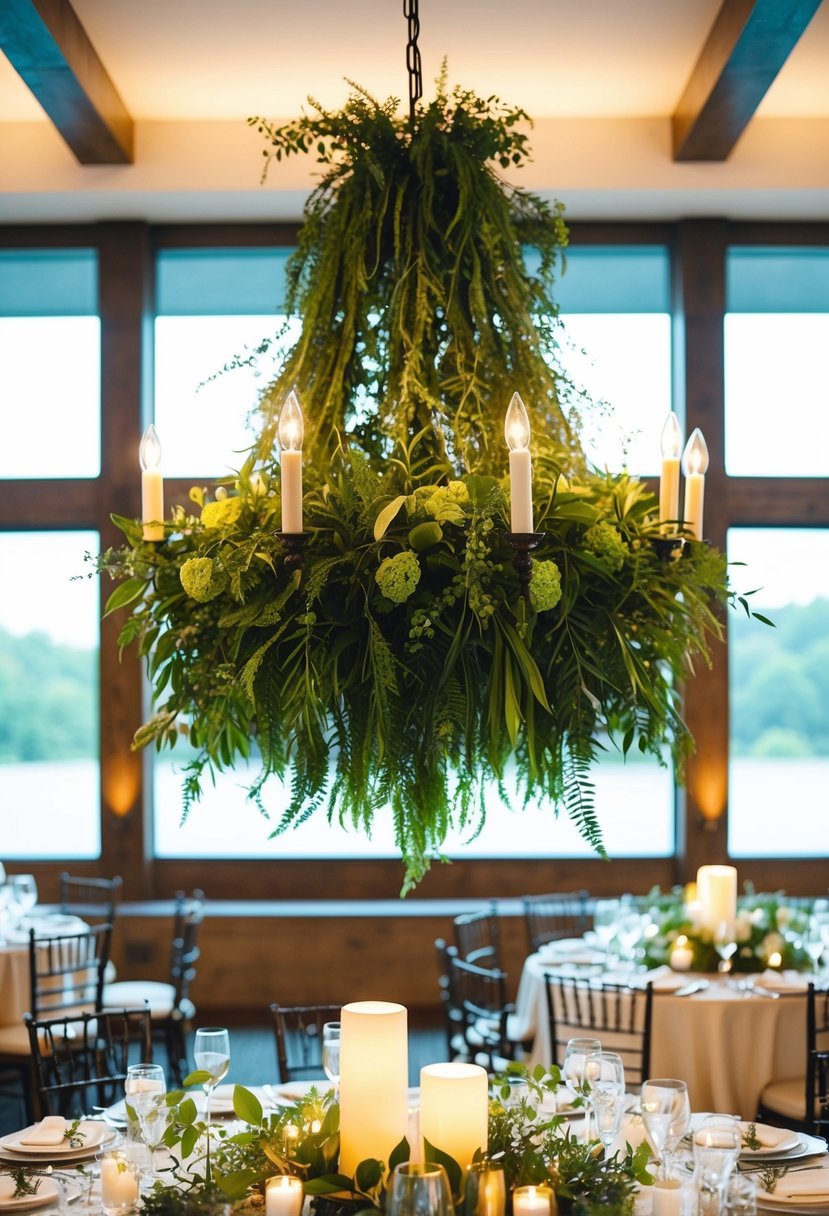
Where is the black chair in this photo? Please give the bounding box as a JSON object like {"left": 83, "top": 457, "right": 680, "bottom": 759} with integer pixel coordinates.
{"left": 269, "top": 1003, "right": 341, "bottom": 1083}
{"left": 544, "top": 974, "right": 653, "bottom": 1089}
{"left": 26, "top": 1007, "right": 153, "bottom": 1119}
{"left": 757, "top": 983, "right": 829, "bottom": 1134}
{"left": 523, "top": 891, "right": 592, "bottom": 954}
{"left": 435, "top": 938, "right": 466, "bottom": 1060}
{"left": 102, "top": 890, "right": 205, "bottom": 1084}
{"left": 454, "top": 901, "right": 502, "bottom": 968}
{"left": 450, "top": 952, "right": 522, "bottom": 1074}
{"left": 0, "top": 922, "right": 113, "bottom": 1121}
{"left": 59, "top": 873, "right": 123, "bottom": 924}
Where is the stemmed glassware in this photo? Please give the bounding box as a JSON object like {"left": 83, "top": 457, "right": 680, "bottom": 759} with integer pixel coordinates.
{"left": 125, "top": 1063, "right": 167, "bottom": 1186}
{"left": 322, "top": 1021, "right": 341, "bottom": 1097}
{"left": 193, "top": 1027, "right": 231, "bottom": 1137}
{"left": 7, "top": 874, "right": 38, "bottom": 929}
{"left": 640, "top": 1078, "right": 690, "bottom": 1181}
{"left": 563, "top": 1037, "right": 601, "bottom": 1134}
{"left": 584, "top": 1050, "right": 626, "bottom": 1157}
{"left": 693, "top": 1115, "right": 742, "bottom": 1216}
{"left": 386, "top": 1162, "right": 456, "bottom": 1216}
{"left": 713, "top": 921, "right": 738, "bottom": 973}
{"left": 804, "top": 916, "right": 825, "bottom": 979}
{"left": 592, "top": 900, "right": 622, "bottom": 952}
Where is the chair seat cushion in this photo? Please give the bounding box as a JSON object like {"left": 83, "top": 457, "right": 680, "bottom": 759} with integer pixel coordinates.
{"left": 759, "top": 1077, "right": 806, "bottom": 1121}
{"left": 102, "top": 981, "right": 175, "bottom": 1018}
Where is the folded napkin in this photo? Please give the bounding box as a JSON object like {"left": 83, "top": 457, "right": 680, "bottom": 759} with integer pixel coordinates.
{"left": 773, "top": 1168, "right": 829, "bottom": 1198}
{"left": 737, "top": 1122, "right": 797, "bottom": 1150}
{"left": 755, "top": 970, "right": 809, "bottom": 993}
{"left": 19, "top": 1116, "right": 66, "bottom": 1145}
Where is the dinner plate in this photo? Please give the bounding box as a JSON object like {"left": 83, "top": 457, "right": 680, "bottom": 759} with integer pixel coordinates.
{"left": 739, "top": 1122, "right": 801, "bottom": 1157}
{"left": 740, "top": 1134, "right": 828, "bottom": 1169}
{"left": 0, "top": 1123, "right": 109, "bottom": 1157}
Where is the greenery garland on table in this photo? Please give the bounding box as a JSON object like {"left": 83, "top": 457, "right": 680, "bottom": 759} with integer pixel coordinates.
{"left": 135, "top": 1066, "right": 652, "bottom": 1216}
{"left": 95, "top": 74, "right": 754, "bottom": 889}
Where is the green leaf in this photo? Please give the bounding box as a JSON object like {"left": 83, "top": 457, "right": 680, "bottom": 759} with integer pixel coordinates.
{"left": 180, "top": 1124, "right": 199, "bottom": 1159}
{"left": 304, "top": 1175, "right": 354, "bottom": 1195}
{"left": 217, "top": 1171, "right": 259, "bottom": 1201}
{"left": 183, "top": 1069, "right": 213, "bottom": 1087}
{"left": 354, "top": 1157, "right": 383, "bottom": 1192}
{"left": 103, "top": 577, "right": 147, "bottom": 616}
{"left": 232, "top": 1083, "right": 263, "bottom": 1125}
{"left": 388, "top": 1136, "right": 410, "bottom": 1171}
{"left": 178, "top": 1096, "right": 197, "bottom": 1125}
{"left": 373, "top": 495, "right": 407, "bottom": 540}
{"left": 752, "top": 612, "right": 775, "bottom": 627}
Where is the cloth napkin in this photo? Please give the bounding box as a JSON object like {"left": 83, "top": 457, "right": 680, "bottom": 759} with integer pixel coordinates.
{"left": 773, "top": 1167, "right": 829, "bottom": 1198}
{"left": 737, "top": 1122, "right": 796, "bottom": 1149}
{"left": 755, "top": 970, "right": 809, "bottom": 993}
{"left": 19, "top": 1115, "right": 67, "bottom": 1145}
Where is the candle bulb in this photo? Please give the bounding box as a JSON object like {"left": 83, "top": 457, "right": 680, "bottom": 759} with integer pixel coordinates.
{"left": 278, "top": 389, "right": 304, "bottom": 534}
{"left": 265, "top": 1176, "right": 304, "bottom": 1216}
{"left": 140, "top": 424, "right": 164, "bottom": 542}
{"left": 659, "top": 411, "right": 681, "bottom": 534}
{"left": 682, "top": 427, "right": 709, "bottom": 541}
{"left": 505, "top": 391, "right": 533, "bottom": 533}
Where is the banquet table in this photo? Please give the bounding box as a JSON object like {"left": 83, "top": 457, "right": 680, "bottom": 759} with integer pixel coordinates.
{"left": 513, "top": 949, "right": 810, "bottom": 1119}
{"left": 0, "top": 914, "right": 88, "bottom": 1028}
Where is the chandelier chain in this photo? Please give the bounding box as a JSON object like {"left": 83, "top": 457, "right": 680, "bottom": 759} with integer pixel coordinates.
{"left": 404, "top": 0, "right": 423, "bottom": 123}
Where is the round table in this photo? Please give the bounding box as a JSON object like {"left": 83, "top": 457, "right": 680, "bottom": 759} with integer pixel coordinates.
{"left": 512, "top": 951, "right": 808, "bottom": 1119}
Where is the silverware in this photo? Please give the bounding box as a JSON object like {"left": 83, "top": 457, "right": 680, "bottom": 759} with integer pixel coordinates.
{"left": 674, "top": 980, "right": 709, "bottom": 997}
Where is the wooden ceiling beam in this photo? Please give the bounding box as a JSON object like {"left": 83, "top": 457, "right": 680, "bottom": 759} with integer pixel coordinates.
{"left": 672, "top": 0, "right": 822, "bottom": 162}
{"left": 0, "top": 0, "right": 133, "bottom": 164}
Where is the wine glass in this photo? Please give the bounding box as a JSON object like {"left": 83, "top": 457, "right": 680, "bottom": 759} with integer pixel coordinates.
{"left": 125, "top": 1063, "right": 167, "bottom": 1185}
{"left": 563, "top": 1036, "right": 601, "bottom": 1133}
{"left": 713, "top": 920, "right": 738, "bottom": 973}
{"left": 585, "top": 1050, "right": 625, "bottom": 1157}
{"left": 193, "top": 1027, "right": 230, "bottom": 1136}
{"left": 322, "top": 1021, "right": 340, "bottom": 1096}
{"left": 592, "top": 900, "right": 622, "bottom": 951}
{"left": 12, "top": 875, "right": 38, "bottom": 919}
{"left": 615, "top": 910, "right": 643, "bottom": 971}
{"left": 640, "top": 1078, "right": 689, "bottom": 1180}
{"left": 385, "top": 1162, "right": 455, "bottom": 1216}
{"left": 804, "top": 916, "right": 825, "bottom": 978}
{"left": 693, "top": 1116, "right": 742, "bottom": 1216}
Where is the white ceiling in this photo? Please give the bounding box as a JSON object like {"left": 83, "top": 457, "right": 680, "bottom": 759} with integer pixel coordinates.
{"left": 2, "top": 0, "right": 829, "bottom": 222}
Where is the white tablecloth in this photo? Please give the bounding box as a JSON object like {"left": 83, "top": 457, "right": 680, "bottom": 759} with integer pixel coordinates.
{"left": 513, "top": 952, "right": 808, "bottom": 1118}
{"left": 0, "top": 914, "right": 88, "bottom": 1028}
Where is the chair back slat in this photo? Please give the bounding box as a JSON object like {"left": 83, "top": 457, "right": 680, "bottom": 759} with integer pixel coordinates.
{"left": 454, "top": 901, "right": 501, "bottom": 968}
{"left": 269, "top": 1003, "right": 341, "bottom": 1083}
{"left": 449, "top": 953, "right": 516, "bottom": 1073}
{"left": 59, "top": 874, "right": 123, "bottom": 924}
{"left": 29, "top": 924, "right": 113, "bottom": 1020}
{"left": 523, "top": 891, "right": 591, "bottom": 954}
{"left": 544, "top": 974, "right": 653, "bottom": 1088}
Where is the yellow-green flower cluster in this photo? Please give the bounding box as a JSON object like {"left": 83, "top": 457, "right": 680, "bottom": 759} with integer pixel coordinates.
{"left": 375, "top": 550, "right": 421, "bottom": 604}
{"left": 530, "top": 559, "right": 563, "bottom": 612}
{"left": 180, "top": 557, "right": 228, "bottom": 602}
{"left": 422, "top": 480, "right": 470, "bottom": 524}
{"left": 201, "top": 496, "right": 244, "bottom": 530}
{"left": 584, "top": 520, "right": 628, "bottom": 572}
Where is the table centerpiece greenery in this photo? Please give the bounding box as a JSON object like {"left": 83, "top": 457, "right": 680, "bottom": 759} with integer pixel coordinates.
{"left": 641, "top": 885, "right": 813, "bottom": 974}
{"left": 137, "top": 1065, "right": 652, "bottom": 1216}
{"left": 95, "top": 70, "right": 759, "bottom": 890}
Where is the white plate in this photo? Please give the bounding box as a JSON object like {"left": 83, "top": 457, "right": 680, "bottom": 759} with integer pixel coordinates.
{"left": 0, "top": 1176, "right": 61, "bottom": 1213}
{"left": 739, "top": 1122, "right": 801, "bottom": 1156}
{"left": 0, "top": 1123, "right": 109, "bottom": 1158}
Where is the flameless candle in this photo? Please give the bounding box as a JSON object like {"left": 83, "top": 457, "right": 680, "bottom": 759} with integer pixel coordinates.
{"left": 651, "top": 1178, "right": 689, "bottom": 1216}
{"left": 659, "top": 411, "right": 682, "bottom": 534}
{"left": 505, "top": 392, "right": 533, "bottom": 533}
{"left": 265, "top": 1176, "right": 304, "bottom": 1216}
{"left": 696, "top": 865, "right": 737, "bottom": 936}
{"left": 670, "top": 935, "right": 693, "bottom": 972}
{"left": 140, "top": 425, "right": 164, "bottom": 542}
{"left": 419, "top": 1062, "right": 488, "bottom": 1174}
{"left": 339, "top": 1001, "right": 408, "bottom": 1179}
{"left": 100, "top": 1152, "right": 140, "bottom": 1213}
{"left": 278, "top": 389, "right": 304, "bottom": 534}
{"left": 513, "top": 1185, "right": 554, "bottom": 1216}
{"left": 682, "top": 427, "right": 709, "bottom": 541}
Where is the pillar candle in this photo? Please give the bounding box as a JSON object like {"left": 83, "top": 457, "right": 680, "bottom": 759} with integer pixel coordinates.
{"left": 505, "top": 392, "right": 533, "bottom": 533}
{"left": 651, "top": 1178, "right": 689, "bottom": 1216}
{"left": 696, "top": 865, "right": 737, "bottom": 935}
{"left": 140, "top": 425, "right": 164, "bottom": 542}
{"left": 659, "top": 411, "right": 681, "bottom": 534}
{"left": 278, "top": 389, "right": 304, "bottom": 534}
{"left": 338, "top": 1001, "right": 408, "bottom": 1179}
{"left": 265, "top": 1176, "right": 304, "bottom": 1216}
{"left": 681, "top": 427, "right": 709, "bottom": 541}
{"left": 419, "top": 1062, "right": 488, "bottom": 1174}
{"left": 670, "top": 935, "right": 693, "bottom": 972}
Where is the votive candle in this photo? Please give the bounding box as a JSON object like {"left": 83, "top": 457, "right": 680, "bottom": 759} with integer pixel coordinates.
{"left": 513, "top": 1185, "right": 555, "bottom": 1216}
{"left": 265, "top": 1176, "right": 304, "bottom": 1216}
{"left": 100, "top": 1152, "right": 139, "bottom": 1212}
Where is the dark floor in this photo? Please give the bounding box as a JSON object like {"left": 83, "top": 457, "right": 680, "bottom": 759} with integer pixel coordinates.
{"left": 0, "top": 1016, "right": 447, "bottom": 1136}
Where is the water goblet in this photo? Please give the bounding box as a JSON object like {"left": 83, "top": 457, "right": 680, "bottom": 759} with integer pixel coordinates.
{"left": 804, "top": 916, "right": 825, "bottom": 979}
{"left": 193, "top": 1026, "right": 231, "bottom": 1137}
{"left": 585, "top": 1050, "right": 625, "bottom": 1157}
{"left": 322, "top": 1021, "right": 341, "bottom": 1096}
{"left": 125, "top": 1063, "right": 167, "bottom": 1185}
{"left": 385, "top": 1162, "right": 456, "bottom": 1216}
{"left": 693, "top": 1115, "right": 742, "bottom": 1216}
{"left": 713, "top": 921, "right": 738, "bottom": 973}
{"left": 723, "top": 1173, "right": 757, "bottom": 1216}
{"left": 563, "top": 1037, "right": 601, "bottom": 1135}
{"left": 592, "top": 900, "right": 622, "bottom": 952}
{"left": 640, "top": 1078, "right": 690, "bottom": 1181}
{"left": 12, "top": 874, "right": 38, "bottom": 920}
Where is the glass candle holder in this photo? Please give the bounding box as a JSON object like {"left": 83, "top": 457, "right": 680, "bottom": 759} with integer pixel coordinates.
{"left": 99, "top": 1150, "right": 140, "bottom": 1215}
{"left": 265, "top": 1176, "right": 304, "bottom": 1216}
{"left": 512, "top": 1185, "right": 554, "bottom": 1216}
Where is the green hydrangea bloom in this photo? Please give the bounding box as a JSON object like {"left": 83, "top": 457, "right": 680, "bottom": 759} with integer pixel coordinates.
{"left": 584, "top": 520, "right": 628, "bottom": 572}
{"left": 530, "top": 559, "right": 563, "bottom": 612}
{"left": 422, "top": 483, "right": 468, "bottom": 524}
{"left": 180, "top": 557, "right": 228, "bottom": 602}
{"left": 375, "top": 550, "right": 421, "bottom": 604}
{"left": 201, "top": 496, "right": 243, "bottom": 530}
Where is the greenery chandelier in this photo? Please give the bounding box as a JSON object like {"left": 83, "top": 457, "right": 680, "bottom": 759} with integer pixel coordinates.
{"left": 99, "top": 10, "right": 740, "bottom": 890}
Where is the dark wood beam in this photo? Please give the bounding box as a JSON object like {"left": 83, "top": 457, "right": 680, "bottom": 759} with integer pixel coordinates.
{"left": 0, "top": 0, "right": 133, "bottom": 163}
{"left": 673, "top": 0, "right": 823, "bottom": 162}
